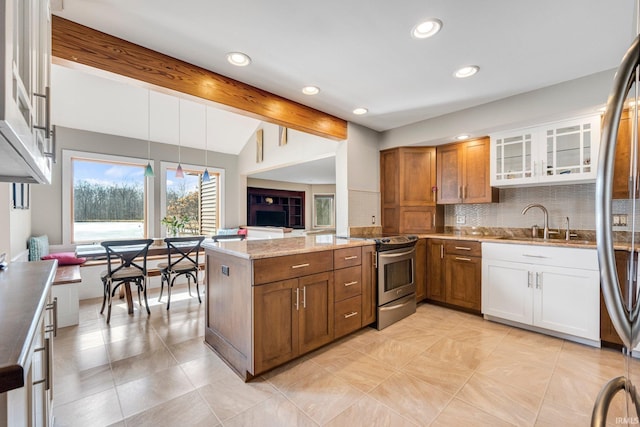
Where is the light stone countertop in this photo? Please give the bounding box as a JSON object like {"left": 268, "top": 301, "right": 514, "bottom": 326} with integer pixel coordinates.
{"left": 203, "top": 235, "right": 375, "bottom": 260}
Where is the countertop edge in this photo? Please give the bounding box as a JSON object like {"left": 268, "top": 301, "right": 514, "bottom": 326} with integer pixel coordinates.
{"left": 204, "top": 238, "right": 375, "bottom": 259}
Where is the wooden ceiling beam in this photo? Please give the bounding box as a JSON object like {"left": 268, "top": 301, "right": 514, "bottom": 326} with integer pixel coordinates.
{"left": 51, "top": 16, "right": 347, "bottom": 141}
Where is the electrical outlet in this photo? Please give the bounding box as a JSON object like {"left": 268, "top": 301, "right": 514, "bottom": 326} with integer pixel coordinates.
{"left": 456, "top": 215, "right": 466, "bottom": 224}
{"left": 613, "top": 214, "right": 628, "bottom": 227}
{"left": 371, "top": 215, "right": 376, "bottom": 224}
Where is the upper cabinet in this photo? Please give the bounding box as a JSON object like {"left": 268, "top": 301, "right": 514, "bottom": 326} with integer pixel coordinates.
{"left": 380, "top": 146, "right": 443, "bottom": 234}
{"left": 613, "top": 108, "right": 640, "bottom": 199}
{"left": 490, "top": 115, "right": 600, "bottom": 187}
{"left": 436, "top": 136, "right": 498, "bottom": 204}
{"left": 0, "top": 0, "right": 53, "bottom": 183}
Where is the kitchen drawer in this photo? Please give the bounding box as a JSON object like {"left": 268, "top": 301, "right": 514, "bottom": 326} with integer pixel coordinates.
{"left": 445, "top": 240, "right": 481, "bottom": 257}
{"left": 482, "top": 242, "right": 598, "bottom": 270}
{"left": 334, "top": 265, "right": 362, "bottom": 302}
{"left": 334, "top": 247, "right": 362, "bottom": 269}
{"left": 253, "top": 251, "right": 334, "bottom": 285}
{"left": 335, "top": 295, "right": 362, "bottom": 338}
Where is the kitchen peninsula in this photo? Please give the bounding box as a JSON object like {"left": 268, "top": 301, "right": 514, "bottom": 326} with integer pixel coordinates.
{"left": 203, "top": 236, "right": 376, "bottom": 380}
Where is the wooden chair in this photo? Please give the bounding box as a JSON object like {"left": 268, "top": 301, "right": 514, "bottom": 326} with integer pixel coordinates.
{"left": 157, "top": 236, "right": 205, "bottom": 310}
{"left": 99, "top": 239, "right": 153, "bottom": 323}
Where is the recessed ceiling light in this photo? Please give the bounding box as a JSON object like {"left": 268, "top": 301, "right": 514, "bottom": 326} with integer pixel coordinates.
{"left": 302, "top": 86, "right": 320, "bottom": 95}
{"left": 226, "top": 52, "right": 251, "bottom": 67}
{"left": 411, "top": 19, "right": 443, "bottom": 39}
{"left": 454, "top": 65, "right": 479, "bottom": 78}
{"left": 353, "top": 107, "right": 368, "bottom": 115}
{"left": 456, "top": 134, "right": 470, "bottom": 140}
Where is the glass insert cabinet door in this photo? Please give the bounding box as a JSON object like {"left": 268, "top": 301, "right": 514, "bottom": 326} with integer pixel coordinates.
{"left": 491, "top": 114, "right": 600, "bottom": 186}
{"left": 540, "top": 117, "right": 598, "bottom": 182}
{"left": 493, "top": 131, "right": 535, "bottom": 184}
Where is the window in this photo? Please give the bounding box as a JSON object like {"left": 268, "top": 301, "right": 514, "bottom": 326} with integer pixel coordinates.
{"left": 63, "top": 151, "right": 154, "bottom": 244}
{"left": 313, "top": 194, "right": 335, "bottom": 228}
{"left": 161, "top": 162, "right": 223, "bottom": 237}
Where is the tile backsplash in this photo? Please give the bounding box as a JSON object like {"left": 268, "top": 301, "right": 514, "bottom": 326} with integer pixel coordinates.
{"left": 446, "top": 183, "right": 640, "bottom": 232}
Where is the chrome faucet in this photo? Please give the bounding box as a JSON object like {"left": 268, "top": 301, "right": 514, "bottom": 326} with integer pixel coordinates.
{"left": 521, "top": 203, "right": 550, "bottom": 239}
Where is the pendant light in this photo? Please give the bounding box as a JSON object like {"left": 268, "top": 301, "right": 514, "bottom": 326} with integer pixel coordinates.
{"left": 144, "top": 90, "right": 154, "bottom": 177}
{"left": 175, "top": 99, "right": 184, "bottom": 179}
{"left": 202, "top": 106, "right": 210, "bottom": 182}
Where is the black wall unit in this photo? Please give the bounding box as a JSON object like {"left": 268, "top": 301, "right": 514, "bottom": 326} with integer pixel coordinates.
{"left": 247, "top": 187, "right": 304, "bottom": 229}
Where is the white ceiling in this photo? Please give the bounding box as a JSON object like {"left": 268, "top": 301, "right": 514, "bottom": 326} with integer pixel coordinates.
{"left": 249, "top": 156, "right": 336, "bottom": 185}
{"left": 53, "top": 0, "right": 637, "bottom": 133}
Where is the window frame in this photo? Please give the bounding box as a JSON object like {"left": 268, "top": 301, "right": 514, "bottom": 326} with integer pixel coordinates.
{"left": 313, "top": 193, "right": 335, "bottom": 229}
{"left": 62, "top": 149, "right": 155, "bottom": 245}
{"left": 159, "top": 161, "right": 225, "bottom": 237}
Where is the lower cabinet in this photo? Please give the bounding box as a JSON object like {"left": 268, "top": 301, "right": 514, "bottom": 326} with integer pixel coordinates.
{"left": 415, "top": 238, "right": 427, "bottom": 302}
{"left": 482, "top": 242, "right": 600, "bottom": 342}
{"left": 253, "top": 272, "right": 334, "bottom": 374}
{"left": 601, "top": 250, "right": 633, "bottom": 346}
{"left": 2, "top": 291, "right": 56, "bottom": 427}
{"left": 426, "top": 238, "right": 481, "bottom": 312}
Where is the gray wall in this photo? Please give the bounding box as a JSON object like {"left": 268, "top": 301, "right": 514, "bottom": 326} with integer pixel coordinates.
{"left": 31, "top": 126, "right": 240, "bottom": 244}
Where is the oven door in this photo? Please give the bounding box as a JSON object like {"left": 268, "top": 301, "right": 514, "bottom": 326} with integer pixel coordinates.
{"left": 377, "top": 246, "right": 416, "bottom": 306}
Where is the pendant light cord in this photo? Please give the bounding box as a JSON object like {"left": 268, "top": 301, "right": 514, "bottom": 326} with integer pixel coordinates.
{"left": 205, "top": 107, "right": 208, "bottom": 167}
{"left": 178, "top": 100, "right": 181, "bottom": 164}
{"left": 147, "top": 90, "right": 151, "bottom": 160}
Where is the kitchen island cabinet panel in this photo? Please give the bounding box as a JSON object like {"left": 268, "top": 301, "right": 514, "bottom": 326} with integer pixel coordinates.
{"left": 253, "top": 251, "right": 333, "bottom": 285}
{"left": 253, "top": 279, "right": 298, "bottom": 374}
{"left": 298, "top": 272, "right": 334, "bottom": 354}
{"left": 334, "top": 265, "right": 362, "bottom": 302}
{"left": 204, "top": 237, "right": 374, "bottom": 379}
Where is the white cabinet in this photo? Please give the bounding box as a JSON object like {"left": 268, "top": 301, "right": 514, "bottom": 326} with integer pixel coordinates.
{"left": 0, "top": 0, "right": 53, "bottom": 184}
{"left": 482, "top": 242, "right": 600, "bottom": 343}
{"left": 490, "top": 115, "right": 600, "bottom": 187}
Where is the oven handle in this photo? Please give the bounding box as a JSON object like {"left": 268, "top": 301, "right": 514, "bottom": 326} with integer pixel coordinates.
{"left": 378, "top": 248, "right": 415, "bottom": 258}
{"left": 379, "top": 298, "right": 414, "bottom": 311}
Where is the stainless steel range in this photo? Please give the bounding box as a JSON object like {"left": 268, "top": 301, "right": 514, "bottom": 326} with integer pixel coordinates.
{"left": 375, "top": 235, "right": 418, "bottom": 330}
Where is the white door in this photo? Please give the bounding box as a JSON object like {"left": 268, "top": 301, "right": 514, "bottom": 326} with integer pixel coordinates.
{"left": 482, "top": 259, "right": 532, "bottom": 324}
{"left": 533, "top": 265, "right": 600, "bottom": 341}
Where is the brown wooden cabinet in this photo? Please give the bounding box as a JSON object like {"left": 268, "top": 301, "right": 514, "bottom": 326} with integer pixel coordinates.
{"left": 415, "top": 238, "right": 427, "bottom": 302}
{"left": 254, "top": 271, "right": 334, "bottom": 373}
{"left": 361, "top": 244, "right": 377, "bottom": 326}
{"left": 613, "top": 109, "right": 640, "bottom": 199}
{"left": 426, "top": 238, "right": 481, "bottom": 312}
{"left": 601, "top": 250, "right": 634, "bottom": 346}
{"left": 333, "top": 247, "right": 363, "bottom": 338}
{"left": 436, "top": 137, "right": 498, "bottom": 204}
{"left": 426, "top": 239, "right": 446, "bottom": 302}
{"left": 380, "top": 146, "right": 444, "bottom": 234}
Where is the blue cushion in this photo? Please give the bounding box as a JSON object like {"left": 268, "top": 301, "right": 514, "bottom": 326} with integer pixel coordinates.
{"left": 28, "top": 235, "right": 49, "bottom": 262}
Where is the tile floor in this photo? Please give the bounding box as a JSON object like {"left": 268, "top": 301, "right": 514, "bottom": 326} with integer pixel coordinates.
{"left": 52, "top": 285, "right": 637, "bottom": 426}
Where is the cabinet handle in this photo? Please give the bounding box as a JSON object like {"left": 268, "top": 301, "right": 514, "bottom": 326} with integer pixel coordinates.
{"left": 344, "top": 281, "right": 358, "bottom": 287}
{"left": 458, "top": 185, "right": 462, "bottom": 199}
{"left": 523, "top": 253, "right": 548, "bottom": 259}
{"left": 527, "top": 271, "right": 533, "bottom": 288}
{"left": 536, "top": 272, "right": 542, "bottom": 289}
{"left": 440, "top": 244, "right": 444, "bottom": 259}
{"left": 455, "top": 257, "right": 471, "bottom": 262}
{"left": 344, "top": 256, "right": 358, "bottom": 260}
{"left": 33, "top": 86, "right": 51, "bottom": 137}
{"left": 302, "top": 286, "right": 306, "bottom": 309}
{"left": 464, "top": 186, "right": 468, "bottom": 199}
{"left": 46, "top": 297, "right": 58, "bottom": 337}
{"left": 295, "top": 288, "right": 299, "bottom": 311}
{"left": 32, "top": 338, "right": 51, "bottom": 390}
{"left": 454, "top": 246, "right": 471, "bottom": 251}
{"left": 344, "top": 311, "right": 358, "bottom": 319}
{"left": 291, "top": 263, "right": 310, "bottom": 269}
